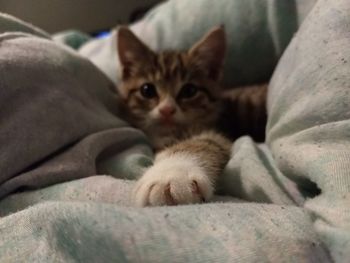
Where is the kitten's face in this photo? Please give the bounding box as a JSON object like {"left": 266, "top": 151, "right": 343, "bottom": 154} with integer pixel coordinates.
{"left": 116, "top": 26, "right": 226, "bottom": 148}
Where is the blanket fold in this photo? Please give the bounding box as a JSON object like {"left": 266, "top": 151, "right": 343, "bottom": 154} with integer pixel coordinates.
{"left": 0, "top": 25, "right": 151, "bottom": 199}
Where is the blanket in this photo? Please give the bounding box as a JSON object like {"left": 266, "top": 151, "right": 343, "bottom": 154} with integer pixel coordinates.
{"left": 1, "top": 0, "right": 349, "bottom": 262}
{"left": 79, "top": 0, "right": 317, "bottom": 87}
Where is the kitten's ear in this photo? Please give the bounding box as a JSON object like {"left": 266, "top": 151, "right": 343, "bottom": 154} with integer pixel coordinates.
{"left": 117, "top": 26, "right": 155, "bottom": 79}
{"left": 188, "top": 26, "right": 226, "bottom": 80}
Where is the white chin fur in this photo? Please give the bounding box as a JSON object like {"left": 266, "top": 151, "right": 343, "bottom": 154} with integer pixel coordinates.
{"left": 133, "top": 153, "right": 213, "bottom": 207}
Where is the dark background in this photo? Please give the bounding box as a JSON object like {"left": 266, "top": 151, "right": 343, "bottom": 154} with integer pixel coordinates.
{"left": 0, "top": 0, "right": 163, "bottom": 33}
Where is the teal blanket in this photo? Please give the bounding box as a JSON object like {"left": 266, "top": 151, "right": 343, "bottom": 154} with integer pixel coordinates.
{"left": 1, "top": 0, "right": 349, "bottom": 262}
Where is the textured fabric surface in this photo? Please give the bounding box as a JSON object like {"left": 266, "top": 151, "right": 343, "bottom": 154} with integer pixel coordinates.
{"left": 267, "top": 0, "right": 350, "bottom": 261}
{"left": 0, "top": 13, "right": 152, "bottom": 199}
{"left": 53, "top": 29, "right": 92, "bottom": 50}
{"left": 0, "top": 200, "right": 330, "bottom": 263}
{"left": 79, "top": 0, "right": 317, "bottom": 86}
{"left": 1, "top": 0, "right": 349, "bottom": 261}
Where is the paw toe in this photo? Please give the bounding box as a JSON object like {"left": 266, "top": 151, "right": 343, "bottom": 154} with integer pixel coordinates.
{"left": 134, "top": 182, "right": 153, "bottom": 207}
{"left": 148, "top": 183, "right": 167, "bottom": 206}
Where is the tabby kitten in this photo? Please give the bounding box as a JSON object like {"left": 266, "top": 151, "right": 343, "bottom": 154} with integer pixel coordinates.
{"left": 116, "top": 26, "right": 263, "bottom": 207}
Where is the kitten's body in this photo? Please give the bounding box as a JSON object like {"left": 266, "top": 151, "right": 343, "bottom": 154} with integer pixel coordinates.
{"left": 220, "top": 84, "right": 267, "bottom": 142}
{"left": 116, "top": 26, "right": 267, "bottom": 206}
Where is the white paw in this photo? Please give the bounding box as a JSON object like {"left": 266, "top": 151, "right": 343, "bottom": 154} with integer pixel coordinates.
{"left": 133, "top": 154, "right": 213, "bottom": 207}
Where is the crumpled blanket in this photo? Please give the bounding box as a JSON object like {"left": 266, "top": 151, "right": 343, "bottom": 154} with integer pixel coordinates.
{"left": 1, "top": 0, "right": 349, "bottom": 262}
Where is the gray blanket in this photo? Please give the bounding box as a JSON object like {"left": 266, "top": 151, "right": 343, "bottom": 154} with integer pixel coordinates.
{"left": 0, "top": 15, "right": 152, "bottom": 199}
{"left": 1, "top": 0, "right": 350, "bottom": 262}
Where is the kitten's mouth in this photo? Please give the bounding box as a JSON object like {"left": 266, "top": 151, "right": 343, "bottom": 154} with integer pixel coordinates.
{"left": 159, "top": 117, "right": 176, "bottom": 126}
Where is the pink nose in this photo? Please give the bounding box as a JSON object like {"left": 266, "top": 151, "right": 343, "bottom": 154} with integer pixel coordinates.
{"left": 159, "top": 105, "right": 176, "bottom": 117}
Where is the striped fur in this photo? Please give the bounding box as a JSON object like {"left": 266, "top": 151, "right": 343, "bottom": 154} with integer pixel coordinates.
{"left": 116, "top": 26, "right": 224, "bottom": 150}
{"left": 220, "top": 84, "right": 268, "bottom": 142}
{"left": 116, "top": 26, "right": 268, "bottom": 206}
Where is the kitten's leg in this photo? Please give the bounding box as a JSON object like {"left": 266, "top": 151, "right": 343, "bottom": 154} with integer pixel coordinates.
{"left": 133, "top": 131, "right": 231, "bottom": 207}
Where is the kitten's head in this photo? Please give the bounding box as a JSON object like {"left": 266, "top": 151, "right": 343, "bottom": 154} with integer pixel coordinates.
{"left": 116, "top": 26, "right": 226, "bottom": 149}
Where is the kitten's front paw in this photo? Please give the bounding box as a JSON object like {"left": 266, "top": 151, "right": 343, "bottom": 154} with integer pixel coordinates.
{"left": 133, "top": 155, "right": 213, "bottom": 207}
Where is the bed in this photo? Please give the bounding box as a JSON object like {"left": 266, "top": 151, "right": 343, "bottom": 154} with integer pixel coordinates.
{"left": 0, "top": 0, "right": 349, "bottom": 262}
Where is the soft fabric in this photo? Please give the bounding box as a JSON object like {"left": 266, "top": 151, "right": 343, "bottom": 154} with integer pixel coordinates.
{"left": 266, "top": 0, "right": 350, "bottom": 261}
{"left": 53, "top": 29, "right": 92, "bottom": 50}
{"left": 79, "top": 0, "right": 317, "bottom": 86}
{"left": 0, "top": 13, "right": 49, "bottom": 38}
{"left": 1, "top": 137, "right": 331, "bottom": 263}
{"left": 1, "top": 0, "right": 349, "bottom": 261}
{"left": 0, "top": 199, "right": 329, "bottom": 262}
{"left": 0, "top": 13, "right": 152, "bottom": 200}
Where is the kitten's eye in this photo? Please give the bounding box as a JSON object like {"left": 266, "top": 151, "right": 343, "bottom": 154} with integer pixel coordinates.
{"left": 178, "top": 83, "right": 199, "bottom": 99}
{"left": 140, "top": 83, "right": 157, "bottom": 99}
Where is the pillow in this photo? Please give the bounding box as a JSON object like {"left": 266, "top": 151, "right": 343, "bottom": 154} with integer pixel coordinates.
{"left": 266, "top": 0, "right": 350, "bottom": 260}
{"left": 79, "top": 0, "right": 317, "bottom": 86}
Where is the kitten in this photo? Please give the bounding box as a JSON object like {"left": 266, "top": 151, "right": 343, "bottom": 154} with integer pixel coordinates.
{"left": 116, "top": 26, "right": 265, "bottom": 206}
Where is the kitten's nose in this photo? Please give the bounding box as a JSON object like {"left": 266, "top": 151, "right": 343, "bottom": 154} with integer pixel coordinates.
{"left": 159, "top": 105, "right": 176, "bottom": 117}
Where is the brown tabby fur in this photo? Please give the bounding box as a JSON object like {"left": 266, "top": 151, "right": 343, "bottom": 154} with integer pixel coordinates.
{"left": 116, "top": 26, "right": 228, "bottom": 150}
{"left": 158, "top": 131, "right": 232, "bottom": 178}
{"left": 116, "top": 26, "right": 267, "bottom": 206}
{"left": 116, "top": 26, "right": 267, "bottom": 150}
{"left": 220, "top": 84, "right": 267, "bottom": 142}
